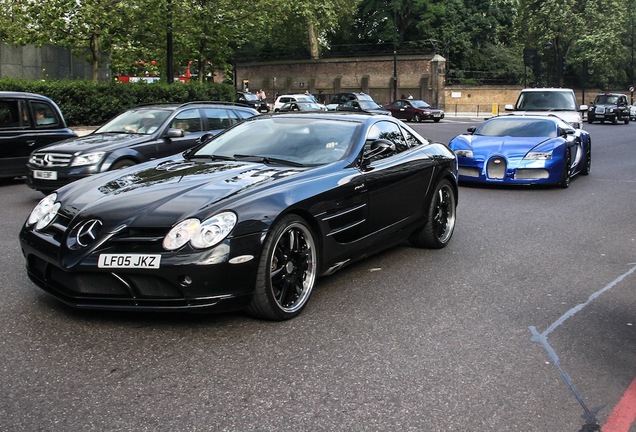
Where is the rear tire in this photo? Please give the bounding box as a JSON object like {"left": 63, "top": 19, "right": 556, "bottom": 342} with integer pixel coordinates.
{"left": 410, "top": 179, "right": 457, "bottom": 249}
{"left": 413, "top": 113, "right": 422, "bottom": 122}
{"left": 581, "top": 144, "right": 591, "bottom": 175}
{"left": 246, "top": 215, "right": 318, "bottom": 320}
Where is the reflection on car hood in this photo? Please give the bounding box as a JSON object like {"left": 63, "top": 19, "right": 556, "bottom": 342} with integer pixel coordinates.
{"left": 36, "top": 132, "right": 150, "bottom": 154}
{"left": 57, "top": 158, "right": 306, "bottom": 227}
{"left": 464, "top": 135, "right": 551, "bottom": 158}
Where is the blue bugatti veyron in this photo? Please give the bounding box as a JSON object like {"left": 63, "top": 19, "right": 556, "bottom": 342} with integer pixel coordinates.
{"left": 449, "top": 115, "right": 591, "bottom": 188}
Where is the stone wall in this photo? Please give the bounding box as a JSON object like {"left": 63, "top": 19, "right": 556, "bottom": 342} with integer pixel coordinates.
{"left": 0, "top": 43, "right": 108, "bottom": 81}
{"left": 235, "top": 54, "right": 446, "bottom": 106}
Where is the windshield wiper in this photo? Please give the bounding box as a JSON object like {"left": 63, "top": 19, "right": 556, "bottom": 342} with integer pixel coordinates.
{"left": 233, "top": 154, "right": 305, "bottom": 167}
{"left": 186, "top": 154, "right": 237, "bottom": 161}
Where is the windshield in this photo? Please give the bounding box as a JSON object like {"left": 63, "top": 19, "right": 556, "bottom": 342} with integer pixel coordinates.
{"left": 515, "top": 91, "right": 577, "bottom": 111}
{"left": 474, "top": 118, "right": 558, "bottom": 137}
{"left": 594, "top": 95, "right": 619, "bottom": 105}
{"left": 358, "top": 101, "right": 382, "bottom": 110}
{"left": 191, "top": 117, "right": 361, "bottom": 166}
{"left": 95, "top": 109, "right": 172, "bottom": 134}
{"left": 410, "top": 100, "right": 431, "bottom": 108}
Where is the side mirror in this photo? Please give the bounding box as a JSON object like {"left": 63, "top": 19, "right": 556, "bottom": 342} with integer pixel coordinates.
{"left": 504, "top": 104, "right": 514, "bottom": 111}
{"left": 166, "top": 128, "right": 185, "bottom": 138}
{"left": 467, "top": 126, "right": 476, "bottom": 133}
{"left": 580, "top": 104, "right": 588, "bottom": 111}
{"left": 196, "top": 132, "right": 216, "bottom": 145}
{"left": 364, "top": 138, "right": 395, "bottom": 159}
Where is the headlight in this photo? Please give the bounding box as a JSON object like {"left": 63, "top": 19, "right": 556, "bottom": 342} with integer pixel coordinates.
{"left": 524, "top": 151, "right": 553, "bottom": 160}
{"left": 163, "top": 212, "right": 237, "bottom": 251}
{"left": 454, "top": 149, "right": 474, "bottom": 158}
{"left": 27, "top": 193, "right": 61, "bottom": 230}
{"left": 71, "top": 152, "right": 106, "bottom": 167}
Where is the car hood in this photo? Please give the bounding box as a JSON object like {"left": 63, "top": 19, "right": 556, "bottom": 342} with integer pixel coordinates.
{"left": 57, "top": 158, "right": 308, "bottom": 229}
{"left": 37, "top": 132, "right": 152, "bottom": 154}
{"left": 460, "top": 135, "right": 551, "bottom": 159}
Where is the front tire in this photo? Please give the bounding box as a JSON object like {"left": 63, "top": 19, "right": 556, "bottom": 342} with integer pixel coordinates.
{"left": 413, "top": 113, "right": 422, "bottom": 122}
{"left": 410, "top": 179, "right": 457, "bottom": 249}
{"left": 247, "top": 215, "right": 318, "bottom": 320}
{"left": 581, "top": 143, "right": 591, "bottom": 175}
{"left": 559, "top": 148, "right": 571, "bottom": 188}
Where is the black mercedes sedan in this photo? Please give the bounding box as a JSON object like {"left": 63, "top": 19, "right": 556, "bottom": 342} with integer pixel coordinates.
{"left": 20, "top": 113, "right": 458, "bottom": 320}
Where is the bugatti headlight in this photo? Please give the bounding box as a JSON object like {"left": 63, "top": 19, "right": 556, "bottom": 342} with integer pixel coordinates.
{"left": 454, "top": 149, "right": 474, "bottom": 158}
{"left": 71, "top": 152, "right": 106, "bottom": 167}
{"left": 163, "top": 212, "right": 237, "bottom": 251}
{"left": 524, "top": 151, "right": 553, "bottom": 160}
{"left": 26, "top": 193, "right": 61, "bottom": 230}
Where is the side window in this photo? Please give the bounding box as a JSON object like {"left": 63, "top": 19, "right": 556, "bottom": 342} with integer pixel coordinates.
{"left": 173, "top": 109, "right": 202, "bottom": 133}
{"left": 203, "top": 108, "right": 237, "bottom": 130}
{"left": 31, "top": 101, "right": 60, "bottom": 127}
{"left": 234, "top": 109, "right": 254, "bottom": 121}
{"left": 364, "top": 121, "right": 408, "bottom": 161}
{"left": 0, "top": 100, "right": 21, "bottom": 129}
{"left": 401, "top": 126, "right": 424, "bottom": 148}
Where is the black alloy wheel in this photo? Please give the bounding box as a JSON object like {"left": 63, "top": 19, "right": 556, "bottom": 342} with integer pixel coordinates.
{"left": 410, "top": 178, "right": 457, "bottom": 249}
{"left": 247, "top": 215, "right": 318, "bottom": 320}
{"left": 413, "top": 113, "right": 422, "bottom": 122}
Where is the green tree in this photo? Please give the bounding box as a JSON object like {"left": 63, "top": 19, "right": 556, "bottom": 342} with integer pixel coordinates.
{"left": 515, "top": 0, "right": 627, "bottom": 88}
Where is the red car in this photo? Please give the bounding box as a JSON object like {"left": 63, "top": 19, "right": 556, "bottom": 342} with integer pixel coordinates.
{"left": 384, "top": 99, "right": 445, "bottom": 123}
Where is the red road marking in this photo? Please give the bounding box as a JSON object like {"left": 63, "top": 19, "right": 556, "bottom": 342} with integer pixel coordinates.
{"left": 602, "top": 377, "right": 636, "bottom": 432}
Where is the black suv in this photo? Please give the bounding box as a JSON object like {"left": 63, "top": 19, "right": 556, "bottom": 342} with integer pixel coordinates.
{"left": 587, "top": 93, "right": 630, "bottom": 124}
{"left": 236, "top": 91, "right": 269, "bottom": 112}
{"left": 0, "top": 91, "right": 77, "bottom": 179}
{"left": 26, "top": 102, "right": 258, "bottom": 192}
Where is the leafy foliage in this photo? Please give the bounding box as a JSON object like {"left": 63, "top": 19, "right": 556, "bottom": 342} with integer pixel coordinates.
{"left": 0, "top": 0, "right": 635, "bottom": 88}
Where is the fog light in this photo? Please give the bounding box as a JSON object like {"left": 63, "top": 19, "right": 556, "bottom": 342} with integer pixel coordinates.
{"left": 179, "top": 275, "right": 193, "bottom": 287}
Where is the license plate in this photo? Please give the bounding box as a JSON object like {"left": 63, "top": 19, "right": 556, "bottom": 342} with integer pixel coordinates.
{"left": 33, "top": 170, "right": 58, "bottom": 180}
{"left": 433, "top": 113, "right": 441, "bottom": 117}
{"left": 98, "top": 254, "right": 161, "bottom": 269}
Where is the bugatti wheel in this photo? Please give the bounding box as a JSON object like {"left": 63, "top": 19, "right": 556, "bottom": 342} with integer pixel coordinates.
{"left": 247, "top": 215, "right": 318, "bottom": 320}
{"left": 410, "top": 178, "right": 456, "bottom": 249}
{"left": 582, "top": 144, "right": 591, "bottom": 176}
{"left": 559, "top": 148, "right": 571, "bottom": 188}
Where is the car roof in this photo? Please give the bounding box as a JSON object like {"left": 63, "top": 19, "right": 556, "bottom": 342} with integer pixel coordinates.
{"left": 131, "top": 101, "right": 258, "bottom": 112}
{"left": 0, "top": 91, "right": 58, "bottom": 103}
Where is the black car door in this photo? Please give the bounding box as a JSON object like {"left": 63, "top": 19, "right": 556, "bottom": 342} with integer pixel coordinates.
{"left": 0, "top": 98, "right": 71, "bottom": 177}
{"left": 361, "top": 121, "right": 436, "bottom": 238}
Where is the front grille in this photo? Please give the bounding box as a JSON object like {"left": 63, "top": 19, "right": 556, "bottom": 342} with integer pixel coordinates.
{"left": 458, "top": 167, "right": 480, "bottom": 178}
{"left": 515, "top": 169, "right": 549, "bottom": 180}
{"left": 594, "top": 107, "right": 606, "bottom": 114}
{"left": 486, "top": 157, "right": 506, "bottom": 179}
{"left": 30, "top": 152, "right": 73, "bottom": 167}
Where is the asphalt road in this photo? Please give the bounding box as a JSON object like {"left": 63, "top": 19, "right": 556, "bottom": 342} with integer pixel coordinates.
{"left": 1, "top": 118, "right": 635, "bottom": 431}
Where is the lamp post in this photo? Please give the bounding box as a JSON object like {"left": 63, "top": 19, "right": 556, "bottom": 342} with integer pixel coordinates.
{"left": 544, "top": 40, "right": 553, "bottom": 87}
{"left": 166, "top": 0, "right": 174, "bottom": 83}
{"left": 392, "top": 5, "right": 398, "bottom": 101}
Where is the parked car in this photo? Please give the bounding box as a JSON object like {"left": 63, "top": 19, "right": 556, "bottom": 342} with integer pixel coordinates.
{"left": 278, "top": 101, "right": 327, "bottom": 112}
{"left": 504, "top": 88, "right": 588, "bottom": 129}
{"left": 630, "top": 104, "right": 636, "bottom": 121}
{"left": 326, "top": 92, "right": 376, "bottom": 111}
{"left": 384, "top": 99, "right": 445, "bottom": 122}
{"left": 273, "top": 94, "right": 316, "bottom": 112}
{"left": 335, "top": 100, "right": 391, "bottom": 115}
{"left": 26, "top": 102, "right": 258, "bottom": 193}
{"left": 0, "top": 91, "right": 77, "bottom": 179}
{"left": 20, "top": 113, "right": 458, "bottom": 320}
{"left": 236, "top": 91, "right": 269, "bottom": 113}
{"left": 587, "top": 93, "right": 630, "bottom": 124}
{"left": 449, "top": 115, "right": 591, "bottom": 188}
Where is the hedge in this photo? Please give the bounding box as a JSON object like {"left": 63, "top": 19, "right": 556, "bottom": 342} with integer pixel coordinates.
{"left": 0, "top": 78, "right": 235, "bottom": 126}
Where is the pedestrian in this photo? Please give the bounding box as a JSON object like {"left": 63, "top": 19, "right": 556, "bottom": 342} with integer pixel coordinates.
{"left": 407, "top": 93, "right": 413, "bottom": 99}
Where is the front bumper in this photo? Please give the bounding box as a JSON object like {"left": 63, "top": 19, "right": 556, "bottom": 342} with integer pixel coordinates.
{"left": 457, "top": 156, "right": 563, "bottom": 185}
{"left": 19, "top": 227, "right": 264, "bottom": 313}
